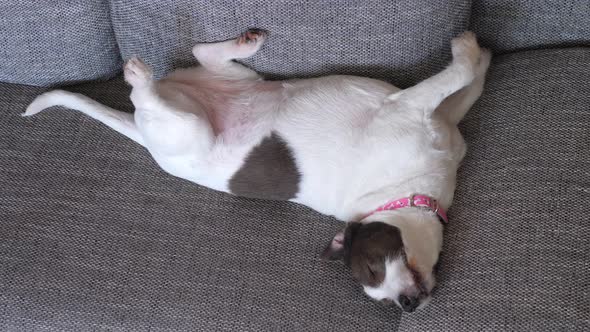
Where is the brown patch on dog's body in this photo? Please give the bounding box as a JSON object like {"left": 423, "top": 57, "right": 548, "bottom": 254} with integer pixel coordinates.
{"left": 229, "top": 132, "right": 300, "bottom": 200}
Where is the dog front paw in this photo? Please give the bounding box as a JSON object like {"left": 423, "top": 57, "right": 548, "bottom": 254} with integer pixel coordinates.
{"left": 124, "top": 57, "right": 153, "bottom": 87}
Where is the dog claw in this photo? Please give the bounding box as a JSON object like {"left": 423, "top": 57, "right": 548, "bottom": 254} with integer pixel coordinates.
{"left": 238, "top": 29, "right": 268, "bottom": 45}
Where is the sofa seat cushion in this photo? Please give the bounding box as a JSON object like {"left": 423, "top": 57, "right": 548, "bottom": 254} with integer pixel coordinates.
{"left": 397, "top": 47, "right": 590, "bottom": 332}
{"left": 0, "top": 78, "right": 400, "bottom": 330}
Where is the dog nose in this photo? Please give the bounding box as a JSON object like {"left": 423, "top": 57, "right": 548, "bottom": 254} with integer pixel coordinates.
{"left": 399, "top": 295, "right": 420, "bottom": 312}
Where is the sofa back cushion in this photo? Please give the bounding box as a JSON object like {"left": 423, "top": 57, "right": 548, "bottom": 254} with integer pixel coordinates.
{"left": 0, "top": 0, "right": 122, "bottom": 87}
{"left": 110, "top": 0, "right": 471, "bottom": 88}
{"left": 470, "top": 0, "right": 590, "bottom": 53}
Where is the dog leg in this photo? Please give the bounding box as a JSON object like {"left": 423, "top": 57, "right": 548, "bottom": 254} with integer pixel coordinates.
{"left": 124, "top": 57, "right": 214, "bottom": 160}
{"left": 386, "top": 32, "right": 484, "bottom": 114}
{"left": 192, "top": 29, "right": 267, "bottom": 80}
{"left": 436, "top": 48, "right": 492, "bottom": 125}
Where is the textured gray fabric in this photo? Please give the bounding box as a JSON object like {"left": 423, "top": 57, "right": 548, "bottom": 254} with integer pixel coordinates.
{"left": 109, "top": 0, "right": 470, "bottom": 88}
{"left": 0, "top": 1, "right": 122, "bottom": 87}
{"left": 398, "top": 48, "right": 590, "bottom": 331}
{"left": 470, "top": 0, "right": 590, "bottom": 53}
{"left": 0, "top": 79, "right": 401, "bottom": 330}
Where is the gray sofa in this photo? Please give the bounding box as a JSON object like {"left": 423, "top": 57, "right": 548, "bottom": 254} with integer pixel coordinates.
{"left": 1, "top": 1, "right": 589, "bottom": 331}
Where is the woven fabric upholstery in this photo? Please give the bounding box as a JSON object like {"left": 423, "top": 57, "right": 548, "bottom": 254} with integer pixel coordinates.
{"left": 398, "top": 48, "right": 590, "bottom": 331}
{"left": 109, "top": 0, "right": 470, "bottom": 88}
{"left": 0, "top": 78, "right": 401, "bottom": 331}
{"left": 470, "top": 0, "right": 590, "bottom": 53}
{"left": 0, "top": 0, "right": 122, "bottom": 87}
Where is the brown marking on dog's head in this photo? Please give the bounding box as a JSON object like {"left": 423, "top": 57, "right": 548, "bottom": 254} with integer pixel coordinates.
{"left": 321, "top": 222, "right": 403, "bottom": 287}
{"left": 229, "top": 132, "right": 300, "bottom": 200}
{"left": 322, "top": 220, "right": 441, "bottom": 312}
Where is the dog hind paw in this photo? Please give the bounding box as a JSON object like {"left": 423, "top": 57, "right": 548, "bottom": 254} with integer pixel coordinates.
{"left": 237, "top": 29, "right": 268, "bottom": 45}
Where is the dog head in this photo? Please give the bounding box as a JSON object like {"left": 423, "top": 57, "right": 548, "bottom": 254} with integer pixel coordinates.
{"left": 321, "top": 212, "right": 443, "bottom": 312}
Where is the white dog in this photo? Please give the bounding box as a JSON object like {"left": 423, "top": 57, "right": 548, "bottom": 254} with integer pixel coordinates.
{"left": 25, "top": 29, "right": 490, "bottom": 312}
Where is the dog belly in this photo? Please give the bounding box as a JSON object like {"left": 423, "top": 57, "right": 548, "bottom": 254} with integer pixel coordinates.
{"left": 160, "top": 70, "right": 283, "bottom": 142}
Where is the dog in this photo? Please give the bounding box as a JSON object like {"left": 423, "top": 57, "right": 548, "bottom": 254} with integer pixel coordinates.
{"left": 24, "top": 29, "right": 490, "bottom": 312}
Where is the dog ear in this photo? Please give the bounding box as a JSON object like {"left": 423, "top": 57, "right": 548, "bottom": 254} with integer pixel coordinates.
{"left": 320, "top": 222, "right": 362, "bottom": 261}
{"left": 320, "top": 230, "right": 346, "bottom": 260}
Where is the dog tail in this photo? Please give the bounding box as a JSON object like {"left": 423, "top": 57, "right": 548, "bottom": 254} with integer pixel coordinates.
{"left": 23, "top": 90, "right": 145, "bottom": 146}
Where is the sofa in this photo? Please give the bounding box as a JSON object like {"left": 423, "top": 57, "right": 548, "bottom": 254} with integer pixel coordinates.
{"left": 1, "top": 1, "right": 588, "bottom": 331}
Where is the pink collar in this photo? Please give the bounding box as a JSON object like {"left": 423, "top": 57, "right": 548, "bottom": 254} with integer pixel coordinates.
{"left": 369, "top": 194, "right": 448, "bottom": 224}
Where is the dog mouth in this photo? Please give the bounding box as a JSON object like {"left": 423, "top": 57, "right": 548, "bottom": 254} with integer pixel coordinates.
{"left": 375, "top": 273, "right": 437, "bottom": 312}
